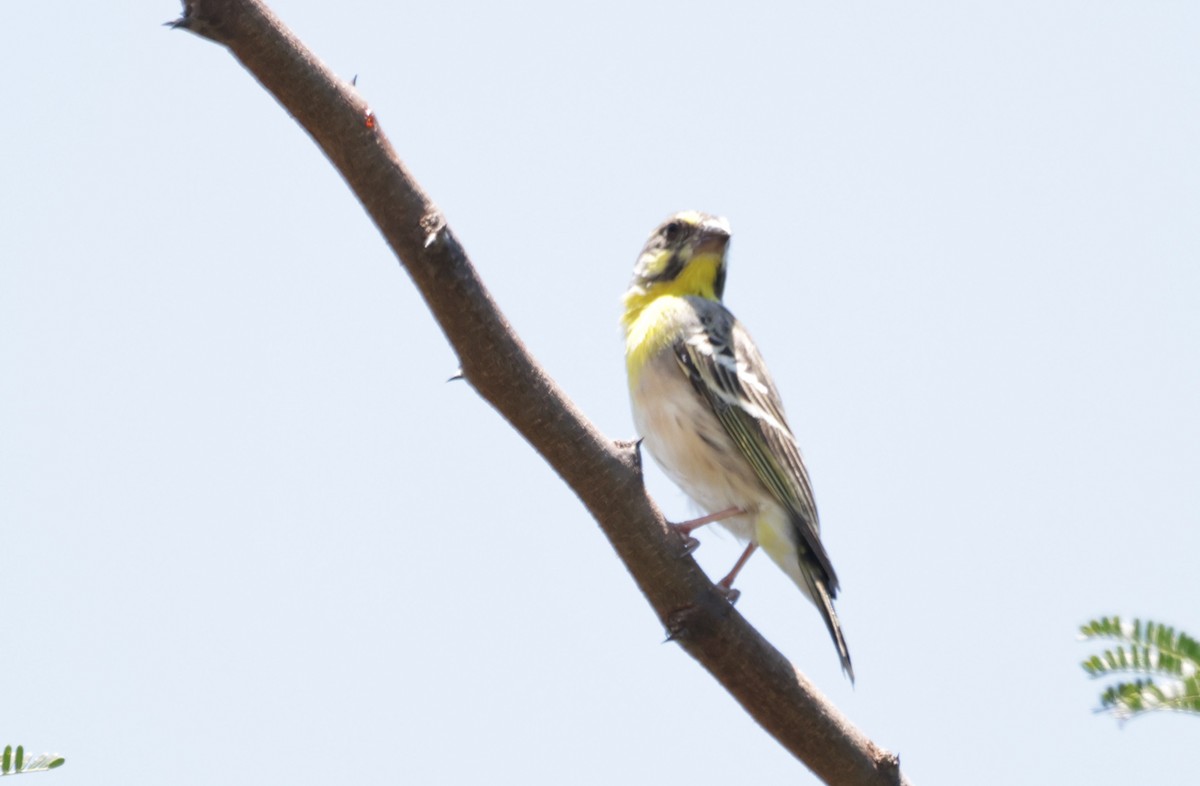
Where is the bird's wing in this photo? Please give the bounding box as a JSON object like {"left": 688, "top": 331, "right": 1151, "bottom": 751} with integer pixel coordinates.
{"left": 673, "top": 302, "right": 840, "bottom": 595}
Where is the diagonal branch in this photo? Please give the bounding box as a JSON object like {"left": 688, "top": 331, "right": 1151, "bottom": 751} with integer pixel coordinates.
{"left": 169, "top": 2, "right": 909, "bottom": 783}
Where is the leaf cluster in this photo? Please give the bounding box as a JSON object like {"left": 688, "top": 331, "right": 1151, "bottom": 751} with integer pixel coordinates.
{"left": 0, "top": 745, "right": 65, "bottom": 777}
{"left": 1081, "top": 616, "right": 1200, "bottom": 719}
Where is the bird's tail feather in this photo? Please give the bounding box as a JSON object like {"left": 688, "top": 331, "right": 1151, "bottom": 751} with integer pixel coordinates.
{"left": 806, "top": 572, "right": 854, "bottom": 684}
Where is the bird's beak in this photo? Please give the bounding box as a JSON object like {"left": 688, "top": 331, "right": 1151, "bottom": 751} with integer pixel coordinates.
{"left": 693, "top": 215, "right": 732, "bottom": 257}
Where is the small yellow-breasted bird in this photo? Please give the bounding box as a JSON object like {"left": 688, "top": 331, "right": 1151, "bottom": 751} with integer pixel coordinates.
{"left": 622, "top": 211, "right": 853, "bottom": 681}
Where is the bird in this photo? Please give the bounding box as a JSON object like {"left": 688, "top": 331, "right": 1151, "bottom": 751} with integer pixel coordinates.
{"left": 621, "top": 210, "right": 853, "bottom": 681}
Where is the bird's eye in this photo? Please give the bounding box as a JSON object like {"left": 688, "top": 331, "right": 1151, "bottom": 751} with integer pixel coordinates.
{"left": 663, "top": 221, "right": 682, "bottom": 241}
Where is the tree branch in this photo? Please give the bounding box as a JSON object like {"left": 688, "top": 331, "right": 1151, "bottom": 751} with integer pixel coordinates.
{"left": 170, "top": 2, "right": 909, "bottom": 783}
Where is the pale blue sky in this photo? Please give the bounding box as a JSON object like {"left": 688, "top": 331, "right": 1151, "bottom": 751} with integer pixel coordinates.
{"left": 4, "top": 3, "right": 1199, "bottom": 784}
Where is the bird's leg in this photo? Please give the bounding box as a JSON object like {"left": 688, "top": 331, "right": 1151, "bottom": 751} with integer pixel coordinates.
{"left": 675, "top": 506, "right": 743, "bottom": 535}
{"left": 714, "top": 542, "right": 759, "bottom": 605}
{"left": 671, "top": 506, "right": 744, "bottom": 555}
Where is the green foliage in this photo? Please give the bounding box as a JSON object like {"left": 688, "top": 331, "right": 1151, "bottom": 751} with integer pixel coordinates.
{"left": 1081, "top": 616, "right": 1200, "bottom": 719}
{"left": 0, "top": 746, "right": 64, "bottom": 777}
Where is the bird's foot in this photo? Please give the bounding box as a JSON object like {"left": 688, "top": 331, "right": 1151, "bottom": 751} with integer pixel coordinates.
{"left": 676, "top": 533, "right": 701, "bottom": 556}
{"left": 715, "top": 583, "right": 741, "bottom": 605}
{"left": 712, "top": 542, "right": 758, "bottom": 606}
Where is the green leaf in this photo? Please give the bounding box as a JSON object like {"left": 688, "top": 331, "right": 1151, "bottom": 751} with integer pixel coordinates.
{"left": 0, "top": 744, "right": 66, "bottom": 776}
{"left": 1081, "top": 616, "right": 1200, "bottom": 720}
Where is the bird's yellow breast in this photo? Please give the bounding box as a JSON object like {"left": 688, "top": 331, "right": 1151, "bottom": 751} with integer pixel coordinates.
{"left": 623, "top": 295, "right": 695, "bottom": 389}
{"left": 622, "top": 253, "right": 723, "bottom": 389}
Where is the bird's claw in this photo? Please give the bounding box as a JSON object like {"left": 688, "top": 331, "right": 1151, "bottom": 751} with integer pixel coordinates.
{"left": 716, "top": 584, "right": 741, "bottom": 605}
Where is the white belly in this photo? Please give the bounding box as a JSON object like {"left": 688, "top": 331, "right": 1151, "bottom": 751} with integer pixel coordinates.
{"left": 630, "top": 350, "right": 765, "bottom": 541}
{"left": 629, "top": 349, "right": 817, "bottom": 605}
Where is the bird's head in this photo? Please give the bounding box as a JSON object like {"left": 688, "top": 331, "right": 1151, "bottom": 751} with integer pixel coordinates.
{"left": 623, "top": 211, "right": 731, "bottom": 322}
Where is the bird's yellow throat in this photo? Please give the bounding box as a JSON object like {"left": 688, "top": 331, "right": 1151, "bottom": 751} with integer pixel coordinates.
{"left": 622, "top": 252, "right": 724, "bottom": 387}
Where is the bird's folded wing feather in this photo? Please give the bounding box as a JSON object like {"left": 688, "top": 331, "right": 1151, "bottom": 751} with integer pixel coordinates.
{"left": 674, "top": 307, "right": 840, "bottom": 595}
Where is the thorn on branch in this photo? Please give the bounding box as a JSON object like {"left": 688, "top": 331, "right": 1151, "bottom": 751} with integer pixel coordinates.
{"left": 164, "top": 0, "right": 192, "bottom": 30}
{"left": 164, "top": 1, "right": 226, "bottom": 42}
{"left": 611, "top": 438, "right": 646, "bottom": 475}
{"left": 420, "top": 210, "right": 447, "bottom": 249}
{"left": 662, "top": 604, "right": 705, "bottom": 643}
{"left": 664, "top": 587, "right": 742, "bottom": 644}
{"left": 874, "top": 749, "right": 903, "bottom": 784}
{"left": 665, "top": 603, "right": 703, "bottom": 641}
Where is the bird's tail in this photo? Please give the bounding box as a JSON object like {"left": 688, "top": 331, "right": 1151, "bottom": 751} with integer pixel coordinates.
{"left": 755, "top": 514, "right": 854, "bottom": 681}
{"left": 810, "top": 576, "right": 854, "bottom": 684}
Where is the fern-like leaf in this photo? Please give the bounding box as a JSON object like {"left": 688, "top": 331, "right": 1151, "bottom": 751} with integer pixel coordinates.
{"left": 1080, "top": 616, "right": 1200, "bottom": 720}
{"left": 0, "top": 746, "right": 65, "bottom": 777}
